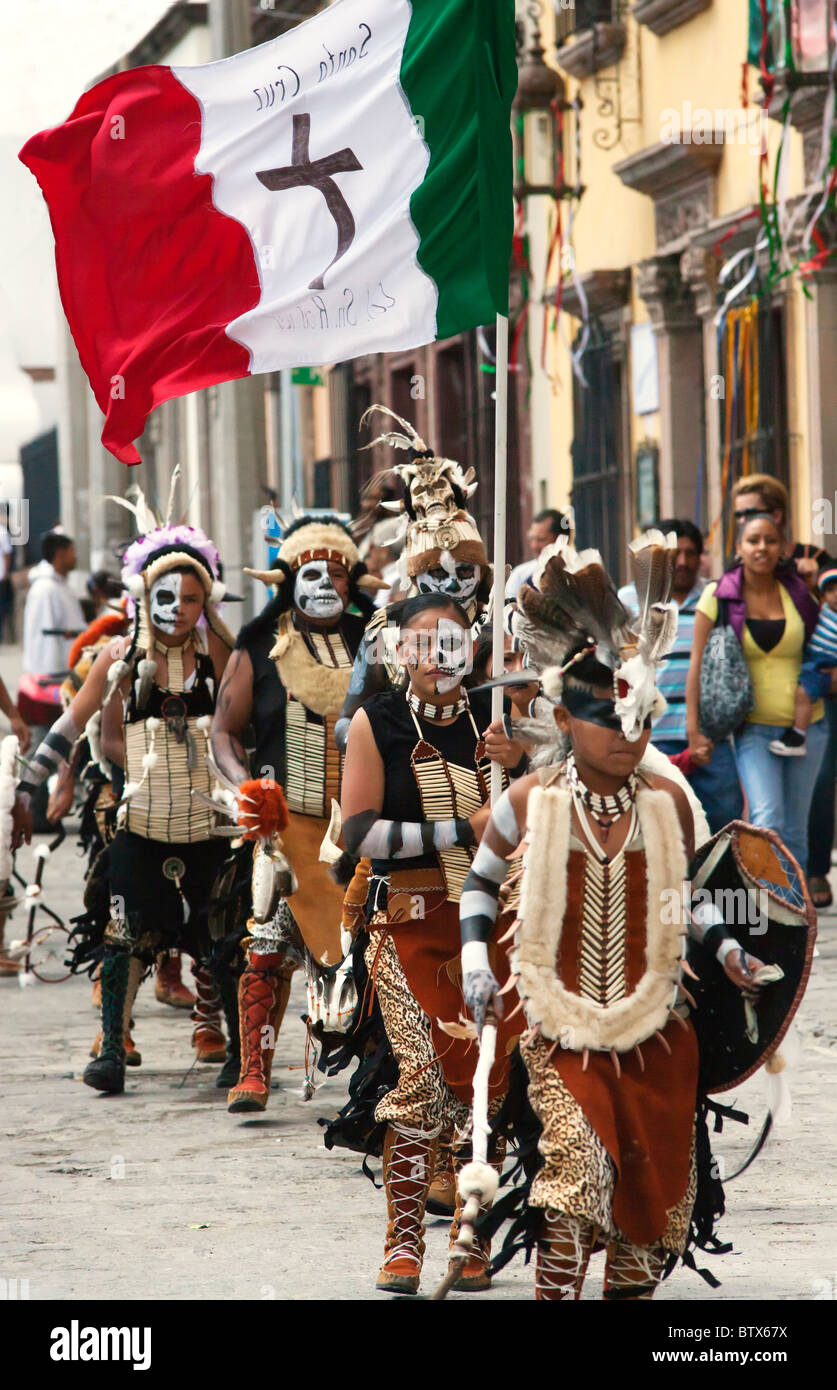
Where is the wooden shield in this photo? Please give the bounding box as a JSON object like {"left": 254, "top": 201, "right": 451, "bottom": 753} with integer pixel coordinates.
{"left": 686, "top": 821, "right": 816, "bottom": 1093}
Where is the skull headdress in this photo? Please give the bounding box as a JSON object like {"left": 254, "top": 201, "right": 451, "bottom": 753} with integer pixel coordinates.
{"left": 359, "top": 406, "right": 490, "bottom": 605}
{"left": 511, "top": 530, "right": 680, "bottom": 748}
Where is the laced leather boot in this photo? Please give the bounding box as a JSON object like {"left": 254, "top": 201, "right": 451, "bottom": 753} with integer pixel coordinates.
{"left": 83, "top": 951, "right": 129, "bottom": 1093}
{"left": 90, "top": 956, "right": 144, "bottom": 1066}
{"left": 227, "top": 952, "right": 292, "bottom": 1112}
{"left": 426, "top": 1125, "right": 457, "bottom": 1217}
{"left": 191, "top": 963, "right": 227, "bottom": 1062}
{"left": 154, "top": 950, "right": 195, "bottom": 1008}
{"left": 376, "top": 1127, "right": 438, "bottom": 1295}
{"left": 215, "top": 967, "right": 242, "bottom": 1090}
{"left": 447, "top": 1147, "right": 505, "bottom": 1292}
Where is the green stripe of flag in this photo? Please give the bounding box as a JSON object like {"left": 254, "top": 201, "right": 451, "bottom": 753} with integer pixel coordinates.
{"left": 401, "top": 0, "right": 517, "bottom": 338}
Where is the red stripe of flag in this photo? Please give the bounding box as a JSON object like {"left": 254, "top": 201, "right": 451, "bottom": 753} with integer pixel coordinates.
{"left": 20, "top": 66, "right": 260, "bottom": 465}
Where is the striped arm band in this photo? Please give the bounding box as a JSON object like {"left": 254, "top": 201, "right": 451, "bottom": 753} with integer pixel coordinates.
{"left": 342, "top": 808, "right": 475, "bottom": 860}
{"left": 492, "top": 787, "right": 522, "bottom": 847}
{"left": 17, "top": 709, "right": 81, "bottom": 796}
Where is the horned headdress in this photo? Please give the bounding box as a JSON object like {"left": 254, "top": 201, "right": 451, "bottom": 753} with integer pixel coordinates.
{"left": 359, "top": 406, "right": 489, "bottom": 583}
{"left": 244, "top": 512, "right": 385, "bottom": 597}
{"left": 514, "top": 529, "right": 679, "bottom": 741}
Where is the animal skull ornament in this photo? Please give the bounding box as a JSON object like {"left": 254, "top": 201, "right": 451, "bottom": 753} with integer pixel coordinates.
{"left": 293, "top": 560, "right": 345, "bottom": 620}
{"left": 416, "top": 559, "right": 481, "bottom": 601}
{"left": 149, "top": 573, "right": 182, "bottom": 634}
{"left": 408, "top": 462, "right": 459, "bottom": 525}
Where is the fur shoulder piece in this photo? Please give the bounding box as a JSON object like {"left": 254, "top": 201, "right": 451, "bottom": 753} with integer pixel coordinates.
{"left": 270, "top": 622, "right": 353, "bottom": 717}
{"left": 511, "top": 784, "right": 688, "bottom": 1053}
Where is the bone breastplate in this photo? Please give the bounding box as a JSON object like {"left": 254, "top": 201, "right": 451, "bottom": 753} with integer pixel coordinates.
{"left": 123, "top": 644, "right": 216, "bottom": 843}
{"left": 282, "top": 626, "right": 353, "bottom": 818}
{"left": 408, "top": 705, "right": 491, "bottom": 904}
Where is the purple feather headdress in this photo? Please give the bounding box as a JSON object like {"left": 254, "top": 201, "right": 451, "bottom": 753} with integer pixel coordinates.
{"left": 121, "top": 524, "right": 220, "bottom": 599}
{"left": 107, "top": 467, "right": 234, "bottom": 648}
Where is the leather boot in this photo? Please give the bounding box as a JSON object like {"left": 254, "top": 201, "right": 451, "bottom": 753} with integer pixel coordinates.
{"left": 447, "top": 1144, "right": 505, "bottom": 1292}
{"left": 191, "top": 963, "right": 227, "bottom": 1062}
{"left": 83, "top": 951, "right": 128, "bottom": 1093}
{"left": 376, "top": 1127, "right": 438, "bottom": 1295}
{"left": 426, "top": 1125, "right": 457, "bottom": 1217}
{"left": 155, "top": 950, "right": 195, "bottom": 1008}
{"left": 227, "top": 952, "right": 292, "bottom": 1112}
{"left": 0, "top": 915, "right": 20, "bottom": 976}
{"left": 89, "top": 956, "right": 144, "bottom": 1066}
{"left": 215, "top": 966, "right": 242, "bottom": 1090}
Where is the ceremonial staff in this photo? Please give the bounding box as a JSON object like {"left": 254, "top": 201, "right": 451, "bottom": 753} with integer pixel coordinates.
{"left": 431, "top": 313, "right": 509, "bottom": 1300}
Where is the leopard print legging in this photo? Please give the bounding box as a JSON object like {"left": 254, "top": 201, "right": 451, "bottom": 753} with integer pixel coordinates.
{"left": 365, "top": 931, "right": 471, "bottom": 1139}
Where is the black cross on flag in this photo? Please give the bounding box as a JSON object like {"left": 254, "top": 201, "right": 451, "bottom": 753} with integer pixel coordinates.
{"left": 256, "top": 113, "right": 363, "bottom": 290}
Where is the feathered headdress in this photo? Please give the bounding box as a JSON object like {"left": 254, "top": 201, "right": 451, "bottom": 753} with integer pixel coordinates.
{"left": 358, "top": 406, "right": 488, "bottom": 581}
{"left": 513, "top": 529, "right": 679, "bottom": 741}
{"left": 103, "top": 467, "right": 235, "bottom": 707}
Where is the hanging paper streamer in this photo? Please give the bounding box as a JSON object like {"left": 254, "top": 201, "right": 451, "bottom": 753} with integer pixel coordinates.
{"left": 706, "top": 300, "right": 761, "bottom": 554}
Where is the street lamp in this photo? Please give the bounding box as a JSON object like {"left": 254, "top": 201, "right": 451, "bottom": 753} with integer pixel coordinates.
{"left": 771, "top": 0, "right": 835, "bottom": 76}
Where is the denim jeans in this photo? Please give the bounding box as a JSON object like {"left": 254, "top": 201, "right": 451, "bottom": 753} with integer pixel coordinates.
{"left": 732, "top": 719, "right": 828, "bottom": 876}
{"left": 654, "top": 737, "right": 744, "bottom": 837}
{"left": 808, "top": 694, "right": 837, "bottom": 878}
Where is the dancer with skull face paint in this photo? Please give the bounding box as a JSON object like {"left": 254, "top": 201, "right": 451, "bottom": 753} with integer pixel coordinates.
{"left": 335, "top": 407, "right": 496, "bottom": 756}
{"left": 333, "top": 409, "right": 523, "bottom": 1217}
{"left": 211, "top": 515, "right": 383, "bottom": 1112}
{"left": 339, "top": 594, "right": 527, "bottom": 1296}
{"left": 12, "top": 474, "right": 237, "bottom": 1095}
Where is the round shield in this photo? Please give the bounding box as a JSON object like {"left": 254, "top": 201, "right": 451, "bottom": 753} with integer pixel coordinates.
{"left": 686, "top": 821, "right": 816, "bottom": 1093}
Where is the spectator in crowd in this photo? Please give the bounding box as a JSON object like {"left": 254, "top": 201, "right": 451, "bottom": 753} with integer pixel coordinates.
{"left": 85, "top": 569, "right": 124, "bottom": 621}
{"left": 618, "top": 519, "right": 743, "bottom": 834}
{"left": 686, "top": 510, "right": 826, "bottom": 877}
{"left": 506, "top": 508, "right": 570, "bottom": 598}
{"left": 22, "top": 532, "right": 85, "bottom": 677}
{"left": 730, "top": 473, "right": 831, "bottom": 589}
{"left": 360, "top": 516, "right": 406, "bottom": 608}
{"left": 730, "top": 473, "right": 837, "bottom": 905}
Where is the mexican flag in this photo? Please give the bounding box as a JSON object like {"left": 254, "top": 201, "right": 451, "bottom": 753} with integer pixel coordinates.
{"left": 20, "top": 0, "right": 516, "bottom": 465}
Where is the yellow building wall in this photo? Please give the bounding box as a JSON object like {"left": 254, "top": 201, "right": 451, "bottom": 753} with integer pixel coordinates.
{"left": 533, "top": 4, "right": 812, "bottom": 545}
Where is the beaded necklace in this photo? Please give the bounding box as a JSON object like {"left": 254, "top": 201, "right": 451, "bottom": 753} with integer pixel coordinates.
{"left": 565, "top": 752, "right": 637, "bottom": 845}
{"left": 406, "top": 688, "right": 469, "bottom": 722}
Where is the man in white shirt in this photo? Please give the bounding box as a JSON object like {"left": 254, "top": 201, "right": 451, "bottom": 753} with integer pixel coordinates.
{"left": 506, "top": 508, "right": 571, "bottom": 598}
{"left": 22, "top": 533, "right": 85, "bottom": 676}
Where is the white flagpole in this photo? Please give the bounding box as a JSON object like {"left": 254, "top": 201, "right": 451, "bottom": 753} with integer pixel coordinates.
{"left": 490, "top": 312, "right": 509, "bottom": 807}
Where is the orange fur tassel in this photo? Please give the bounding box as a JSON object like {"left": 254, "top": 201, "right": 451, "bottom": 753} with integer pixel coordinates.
{"left": 237, "top": 779, "right": 290, "bottom": 841}
{"left": 68, "top": 610, "right": 129, "bottom": 669}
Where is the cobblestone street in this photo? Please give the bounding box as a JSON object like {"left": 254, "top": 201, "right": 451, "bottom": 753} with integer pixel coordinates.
{"left": 2, "top": 803, "right": 836, "bottom": 1303}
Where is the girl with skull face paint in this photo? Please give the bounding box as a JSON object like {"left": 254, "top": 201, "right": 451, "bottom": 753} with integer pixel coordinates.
{"left": 338, "top": 594, "right": 527, "bottom": 1296}
{"left": 13, "top": 489, "right": 238, "bottom": 1097}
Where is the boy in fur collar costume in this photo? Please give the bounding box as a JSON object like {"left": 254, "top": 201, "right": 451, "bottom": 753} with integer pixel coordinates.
{"left": 211, "top": 513, "right": 382, "bottom": 1112}
{"left": 459, "top": 534, "right": 768, "bottom": 1300}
